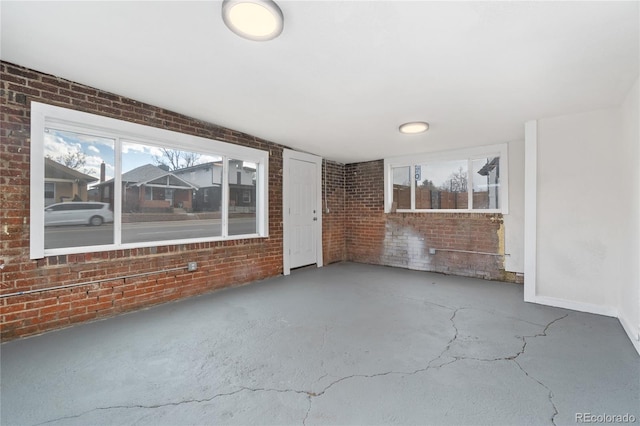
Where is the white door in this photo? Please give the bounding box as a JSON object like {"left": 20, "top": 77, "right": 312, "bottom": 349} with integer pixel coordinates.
{"left": 289, "top": 158, "right": 317, "bottom": 268}
{"left": 283, "top": 149, "right": 323, "bottom": 275}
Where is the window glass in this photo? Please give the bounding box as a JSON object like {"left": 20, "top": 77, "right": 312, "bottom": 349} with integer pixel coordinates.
{"left": 228, "top": 159, "right": 257, "bottom": 235}
{"left": 43, "top": 128, "right": 115, "bottom": 249}
{"left": 423, "top": 160, "right": 468, "bottom": 209}
{"left": 120, "top": 141, "right": 223, "bottom": 244}
{"left": 472, "top": 157, "right": 500, "bottom": 209}
{"left": 384, "top": 144, "right": 507, "bottom": 214}
{"left": 31, "top": 102, "right": 269, "bottom": 259}
{"left": 415, "top": 164, "right": 431, "bottom": 209}
{"left": 392, "top": 166, "right": 411, "bottom": 210}
{"left": 44, "top": 182, "right": 55, "bottom": 205}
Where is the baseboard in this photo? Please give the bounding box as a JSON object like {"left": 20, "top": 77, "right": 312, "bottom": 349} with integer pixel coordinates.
{"left": 533, "top": 295, "right": 618, "bottom": 317}
{"left": 618, "top": 313, "right": 640, "bottom": 356}
{"left": 533, "top": 295, "right": 639, "bottom": 356}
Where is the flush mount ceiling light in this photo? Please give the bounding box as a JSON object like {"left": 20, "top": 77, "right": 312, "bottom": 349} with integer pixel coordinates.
{"left": 399, "top": 121, "right": 430, "bottom": 134}
{"left": 222, "top": 0, "right": 284, "bottom": 41}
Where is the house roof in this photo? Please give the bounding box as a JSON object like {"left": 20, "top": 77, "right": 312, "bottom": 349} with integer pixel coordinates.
{"left": 99, "top": 164, "right": 198, "bottom": 189}
{"left": 45, "top": 158, "right": 98, "bottom": 183}
{"left": 172, "top": 162, "right": 221, "bottom": 188}
{"left": 477, "top": 157, "right": 499, "bottom": 177}
{"left": 121, "top": 164, "right": 168, "bottom": 184}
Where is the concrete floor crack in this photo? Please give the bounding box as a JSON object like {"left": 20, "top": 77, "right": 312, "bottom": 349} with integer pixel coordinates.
{"left": 423, "top": 307, "right": 462, "bottom": 367}
{"left": 513, "top": 359, "right": 560, "bottom": 426}
{"left": 423, "top": 299, "right": 459, "bottom": 311}
{"left": 32, "top": 389, "right": 247, "bottom": 426}
{"left": 514, "top": 313, "right": 570, "bottom": 361}
{"left": 239, "top": 386, "right": 311, "bottom": 396}
{"left": 302, "top": 395, "right": 312, "bottom": 426}
{"left": 32, "top": 312, "right": 569, "bottom": 426}
{"left": 508, "top": 313, "right": 569, "bottom": 426}
{"left": 311, "top": 308, "right": 464, "bottom": 399}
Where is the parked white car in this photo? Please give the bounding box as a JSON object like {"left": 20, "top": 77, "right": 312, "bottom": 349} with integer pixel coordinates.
{"left": 44, "top": 202, "right": 113, "bottom": 226}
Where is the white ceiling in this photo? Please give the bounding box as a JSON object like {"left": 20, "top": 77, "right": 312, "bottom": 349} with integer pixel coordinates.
{"left": 1, "top": 1, "right": 638, "bottom": 163}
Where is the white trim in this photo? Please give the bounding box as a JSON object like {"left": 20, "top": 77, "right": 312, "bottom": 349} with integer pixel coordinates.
{"left": 30, "top": 102, "right": 269, "bottom": 259}
{"left": 532, "top": 295, "right": 640, "bottom": 356}
{"left": 30, "top": 107, "right": 46, "bottom": 259}
{"left": 619, "top": 313, "right": 640, "bottom": 355}
{"left": 113, "top": 138, "right": 122, "bottom": 246}
{"left": 257, "top": 159, "right": 269, "bottom": 237}
{"left": 39, "top": 104, "right": 268, "bottom": 163}
{"left": 523, "top": 120, "right": 537, "bottom": 303}
{"left": 384, "top": 143, "right": 509, "bottom": 214}
{"left": 533, "top": 295, "right": 640, "bottom": 356}
{"left": 221, "top": 157, "right": 229, "bottom": 238}
{"left": 532, "top": 295, "right": 617, "bottom": 318}
{"left": 410, "top": 164, "right": 416, "bottom": 211}
{"left": 282, "top": 149, "right": 323, "bottom": 276}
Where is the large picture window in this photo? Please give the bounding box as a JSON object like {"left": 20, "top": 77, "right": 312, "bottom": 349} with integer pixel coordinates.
{"left": 384, "top": 144, "right": 508, "bottom": 213}
{"left": 30, "top": 102, "right": 269, "bottom": 259}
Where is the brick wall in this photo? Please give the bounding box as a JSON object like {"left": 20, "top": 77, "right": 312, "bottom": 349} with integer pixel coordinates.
{"left": 322, "top": 160, "right": 346, "bottom": 265}
{"left": 1, "top": 61, "right": 292, "bottom": 339}
{"left": 345, "top": 161, "right": 386, "bottom": 264}
{"left": 0, "top": 60, "right": 518, "bottom": 340}
{"left": 345, "top": 160, "right": 512, "bottom": 281}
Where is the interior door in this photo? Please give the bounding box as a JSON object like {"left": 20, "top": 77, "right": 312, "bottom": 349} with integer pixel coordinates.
{"left": 289, "top": 158, "right": 317, "bottom": 268}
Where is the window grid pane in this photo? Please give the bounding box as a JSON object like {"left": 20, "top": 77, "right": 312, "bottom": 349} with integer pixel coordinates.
{"left": 228, "top": 159, "right": 257, "bottom": 236}
{"left": 472, "top": 157, "right": 500, "bottom": 210}
{"left": 392, "top": 166, "right": 411, "bottom": 210}
{"left": 120, "top": 141, "right": 223, "bottom": 244}
{"left": 43, "top": 128, "right": 115, "bottom": 249}
{"left": 421, "top": 160, "right": 468, "bottom": 210}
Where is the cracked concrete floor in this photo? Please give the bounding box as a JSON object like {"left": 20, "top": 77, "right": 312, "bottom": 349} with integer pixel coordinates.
{"left": 1, "top": 262, "right": 638, "bottom": 426}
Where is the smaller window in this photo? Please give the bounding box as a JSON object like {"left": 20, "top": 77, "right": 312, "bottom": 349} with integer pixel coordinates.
{"left": 384, "top": 144, "right": 508, "bottom": 214}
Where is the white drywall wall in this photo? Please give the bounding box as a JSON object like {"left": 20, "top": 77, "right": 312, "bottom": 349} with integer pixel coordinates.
{"left": 531, "top": 79, "right": 639, "bottom": 354}
{"left": 504, "top": 140, "right": 525, "bottom": 273}
{"left": 537, "top": 108, "right": 623, "bottom": 309}
{"left": 618, "top": 77, "right": 639, "bottom": 350}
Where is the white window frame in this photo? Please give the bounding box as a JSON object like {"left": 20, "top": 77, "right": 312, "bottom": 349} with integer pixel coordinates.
{"left": 30, "top": 102, "right": 269, "bottom": 259}
{"left": 383, "top": 143, "right": 509, "bottom": 214}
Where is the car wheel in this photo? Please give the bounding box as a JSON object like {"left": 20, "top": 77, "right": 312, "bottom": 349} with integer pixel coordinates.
{"left": 89, "top": 215, "right": 103, "bottom": 226}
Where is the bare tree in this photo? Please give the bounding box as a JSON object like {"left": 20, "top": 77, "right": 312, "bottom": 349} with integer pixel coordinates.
{"left": 440, "top": 167, "right": 468, "bottom": 193}
{"left": 46, "top": 148, "right": 91, "bottom": 174}
{"left": 49, "top": 148, "right": 87, "bottom": 171}
{"left": 154, "top": 148, "right": 200, "bottom": 171}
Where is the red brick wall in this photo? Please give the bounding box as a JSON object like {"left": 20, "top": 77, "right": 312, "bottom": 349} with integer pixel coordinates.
{"left": 345, "top": 160, "right": 510, "bottom": 281}
{"left": 0, "top": 60, "right": 517, "bottom": 340}
{"left": 345, "top": 161, "right": 386, "bottom": 264}
{"left": 322, "top": 160, "right": 346, "bottom": 264}
{"left": 1, "top": 61, "right": 290, "bottom": 339}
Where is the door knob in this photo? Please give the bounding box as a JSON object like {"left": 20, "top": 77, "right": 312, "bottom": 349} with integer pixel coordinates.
{"left": 313, "top": 217, "right": 317, "bottom": 221}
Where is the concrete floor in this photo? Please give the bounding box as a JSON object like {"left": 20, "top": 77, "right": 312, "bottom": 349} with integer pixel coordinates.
{"left": 1, "top": 262, "right": 638, "bottom": 426}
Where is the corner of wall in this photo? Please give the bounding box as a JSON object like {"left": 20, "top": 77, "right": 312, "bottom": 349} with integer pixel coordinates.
{"left": 618, "top": 76, "right": 640, "bottom": 355}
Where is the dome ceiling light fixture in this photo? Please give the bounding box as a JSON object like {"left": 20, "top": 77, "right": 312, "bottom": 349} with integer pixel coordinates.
{"left": 399, "top": 121, "right": 430, "bottom": 134}
{"left": 222, "top": 0, "right": 284, "bottom": 41}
